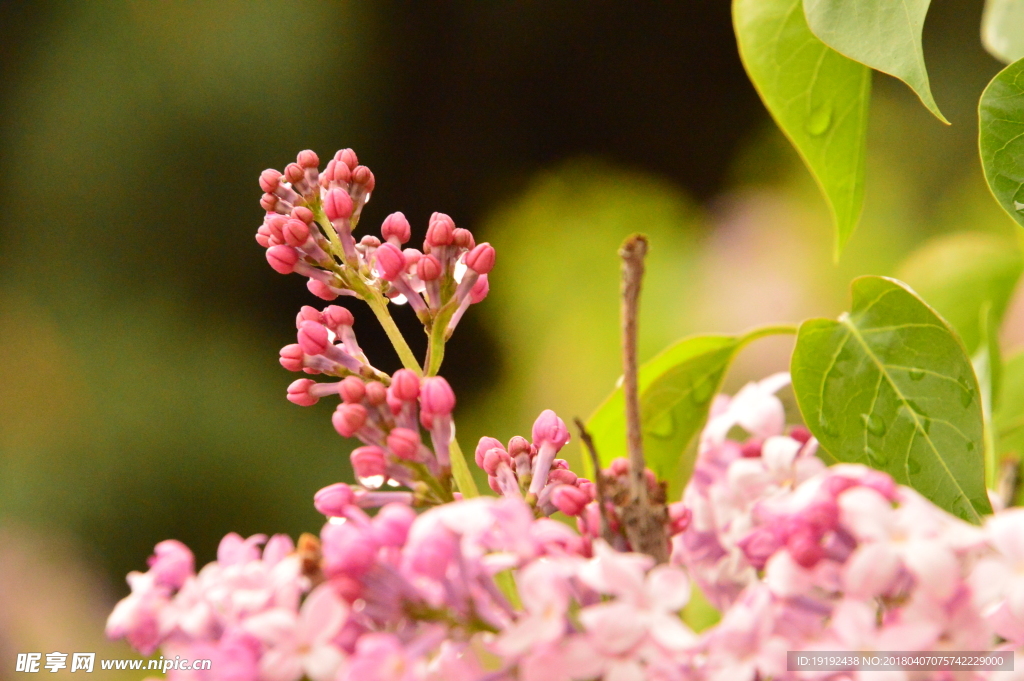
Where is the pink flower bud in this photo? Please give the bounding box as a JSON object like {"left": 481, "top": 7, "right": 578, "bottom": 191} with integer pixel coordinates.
{"left": 323, "top": 305, "right": 355, "bottom": 332}
{"left": 381, "top": 212, "right": 412, "bottom": 245}
{"left": 372, "top": 503, "right": 416, "bottom": 547}
{"left": 292, "top": 206, "right": 314, "bottom": 223}
{"left": 147, "top": 540, "right": 194, "bottom": 589}
{"left": 333, "top": 403, "right": 367, "bottom": 437}
{"left": 452, "top": 227, "right": 475, "bottom": 250}
{"left": 787, "top": 528, "right": 825, "bottom": 568}
{"left": 284, "top": 163, "right": 305, "bottom": 184}
{"left": 307, "top": 279, "right": 340, "bottom": 301}
{"left": 476, "top": 436, "right": 504, "bottom": 467}
{"left": 360, "top": 235, "right": 381, "bottom": 248}
{"left": 738, "top": 526, "right": 784, "bottom": 570}
{"left": 375, "top": 243, "right": 406, "bottom": 281}
{"left": 334, "top": 148, "right": 357, "bottom": 168}
{"left": 287, "top": 378, "right": 319, "bottom": 406}
{"left": 465, "top": 243, "right": 495, "bottom": 274}
{"left": 262, "top": 534, "right": 294, "bottom": 566}
{"left": 403, "top": 248, "right": 423, "bottom": 268}
{"left": 217, "top": 532, "right": 266, "bottom": 566}
{"left": 418, "top": 254, "right": 442, "bottom": 281}
{"left": 283, "top": 219, "right": 311, "bottom": 248}
{"left": 386, "top": 427, "right": 421, "bottom": 461}
{"left": 508, "top": 436, "right": 532, "bottom": 459}
{"left": 668, "top": 502, "right": 692, "bottom": 535}
{"left": 314, "top": 483, "right": 355, "bottom": 516}
{"left": 425, "top": 213, "right": 455, "bottom": 248}
{"left": 259, "top": 168, "right": 282, "bottom": 193}
{"left": 608, "top": 458, "right": 630, "bottom": 478}
{"left": 255, "top": 225, "right": 272, "bottom": 248}
{"left": 296, "top": 149, "right": 319, "bottom": 168}
{"left": 789, "top": 426, "right": 813, "bottom": 444}
{"left": 352, "top": 165, "right": 375, "bottom": 191}
{"left": 365, "top": 381, "right": 388, "bottom": 406}
{"left": 420, "top": 377, "right": 455, "bottom": 415}
{"left": 351, "top": 445, "right": 387, "bottom": 479}
{"left": 296, "top": 305, "right": 322, "bottom": 327}
{"left": 266, "top": 245, "right": 299, "bottom": 274}
{"left": 324, "top": 188, "right": 354, "bottom": 222}
{"left": 482, "top": 448, "right": 512, "bottom": 476}
{"left": 741, "top": 438, "right": 763, "bottom": 458}
{"left": 297, "top": 320, "right": 331, "bottom": 355}
{"left": 548, "top": 468, "right": 578, "bottom": 486}
{"left": 551, "top": 485, "right": 589, "bottom": 516}
{"left": 260, "top": 193, "right": 279, "bottom": 212}
{"left": 389, "top": 369, "right": 420, "bottom": 402}
{"left": 532, "top": 410, "right": 570, "bottom": 448}
{"left": 339, "top": 376, "right": 366, "bottom": 403}
{"left": 279, "top": 344, "right": 305, "bottom": 372}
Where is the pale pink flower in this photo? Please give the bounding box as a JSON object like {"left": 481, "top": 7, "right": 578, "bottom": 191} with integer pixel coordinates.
{"left": 242, "top": 584, "right": 347, "bottom": 681}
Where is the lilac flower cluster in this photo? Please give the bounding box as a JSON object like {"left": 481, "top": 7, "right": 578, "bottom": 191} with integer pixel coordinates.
{"left": 107, "top": 149, "right": 1024, "bottom": 680}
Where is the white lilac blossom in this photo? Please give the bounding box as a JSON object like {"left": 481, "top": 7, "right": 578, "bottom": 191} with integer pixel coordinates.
{"left": 107, "top": 148, "right": 1024, "bottom": 680}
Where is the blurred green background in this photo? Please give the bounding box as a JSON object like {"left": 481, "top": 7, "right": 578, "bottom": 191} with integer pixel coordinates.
{"left": 0, "top": 1, "right": 1019, "bottom": 672}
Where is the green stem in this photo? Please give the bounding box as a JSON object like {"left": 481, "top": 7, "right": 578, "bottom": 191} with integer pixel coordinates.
{"left": 425, "top": 301, "right": 460, "bottom": 377}
{"left": 741, "top": 323, "right": 799, "bottom": 342}
{"left": 365, "top": 294, "right": 423, "bottom": 375}
{"left": 449, "top": 437, "right": 479, "bottom": 498}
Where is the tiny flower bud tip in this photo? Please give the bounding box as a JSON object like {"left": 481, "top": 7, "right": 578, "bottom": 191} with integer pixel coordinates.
{"left": 279, "top": 344, "right": 304, "bottom": 372}
{"left": 452, "top": 228, "right": 475, "bottom": 250}
{"left": 287, "top": 378, "right": 319, "bottom": 406}
{"left": 375, "top": 243, "right": 406, "bottom": 281}
{"left": 324, "top": 188, "right": 354, "bottom": 222}
{"left": 296, "top": 149, "right": 319, "bottom": 169}
{"left": 386, "top": 427, "right": 421, "bottom": 461}
{"left": 551, "top": 485, "right": 589, "bottom": 517}
{"left": 307, "top": 279, "right": 339, "bottom": 301}
{"left": 323, "top": 305, "right": 355, "bottom": 330}
{"left": 365, "top": 381, "right": 388, "bottom": 406}
{"left": 297, "top": 320, "right": 331, "bottom": 355}
{"left": 296, "top": 306, "right": 321, "bottom": 327}
{"left": 333, "top": 403, "right": 367, "bottom": 437}
{"left": 418, "top": 254, "right": 442, "bottom": 281}
{"left": 470, "top": 275, "right": 489, "bottom": 304}
{"left": 292, "top": 206, "right": 314, "bottom": 224}
{"left": 476, "top": 437, "right": 504, "bottom": 467}
{"left": 532, "top": 410, "right": 570, "bottom": 448}
{"left": 266, "top": 245, "right": 299, "bottom": 274}
{"left": 260, "top": 193, "right": 278, "bottom": 212}
{"left": 508, "top": 435, "right": 531, "bottom": 458}
{"left": 425, "top": 213, "right": 455, "bottom": 247}
{"left": 420, "top": 377, "right": 456, "bottom": 415}
{"left": 351, "top": 445, "right": 387, "bottom": 478}
{"left": 314, "top": 483, "right": 354, "bottom": 516}
{"left": 482, "top": 448, "right": 511, "bottom": 476}
{"left": 284, "top": 219, "right": 311, "bottom": 247}
{"left": 465, "top": 243, "right": 496, "bottom": 274}
{"left": 338, "top": 148, "right": 358, "bottom": 170}
{"left": 285, "top": 163, "right": 305, "bottom": 184}
{"left": 352, "top": 166, "right": 375, "bottom": 190}
{"left": 259, "top": 168, "right": 282, "bottom": 193}
{"left": 390, "top": 369, "right": 420, "bottom": 402}
{"left": 339, "top": 376, "right": 366, "bottom": 403}
{"left": 381, "top": 212, "right": 412, "bottom": 244}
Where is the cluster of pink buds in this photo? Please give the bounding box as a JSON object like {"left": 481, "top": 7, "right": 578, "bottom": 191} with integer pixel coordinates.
{"left": 256, "top": 149, "right": 493, "bottom": 340}
{"left": 280, "top": 304, "right": 390, "bottom": 382}
{"left": 291, "top": 367, "right": 459, "bottom": 505}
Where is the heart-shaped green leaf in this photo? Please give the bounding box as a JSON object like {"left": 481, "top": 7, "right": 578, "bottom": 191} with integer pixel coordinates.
{"left": 980, "top": 58, "right": 1024, "bottom": 228}
{"left": 803, "top": 0, "right": 947, "bottom": 123}
{"left": 734, "top": 0, "right": 872, "bottom": 258}
{"left": 586, "top": 326, "right": 794, "bottom": 497}
{"left": 791, "top": 276, "right": 990, "bottom": 523}
{"left": 983, "top": 0, "right": 1024, "bottom": 65}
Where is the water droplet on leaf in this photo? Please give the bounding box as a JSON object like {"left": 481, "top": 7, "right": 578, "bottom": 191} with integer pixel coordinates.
{"left": 865, "top": 446, "right": 884, "bottom": 466}
{"left": 908, "top": 369, "right": 925, "bottom": 381}
{"left": 818, "top": 416, "right": 839, "bottom": 438}
{"left": 806, "top": 104, "right": 833, "bottom": 136}
{"left": 907, "top": 457, "right": 922, "bottom": 475}
{"left": 862, "top": 413, "right": 887, "bottom": 437}
{"left": 960, "top": 387, "right": 975, "bottom": 408}
{"left": 646, "top": 410, "right": 675, "bottom": 438}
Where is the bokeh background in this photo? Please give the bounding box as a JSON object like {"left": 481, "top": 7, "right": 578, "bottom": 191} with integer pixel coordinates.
{"left": 0, "top": 1, "right": 1018, "bottom": 674}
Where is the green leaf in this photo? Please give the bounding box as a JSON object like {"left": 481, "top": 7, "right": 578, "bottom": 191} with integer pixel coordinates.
{"left": 980, "top": 58, "right": 1024, "bottom": 229}
{"left": 791, "top": 276, "right": 991, "bottom": 523}
{"left": 983, "top": 0, "right": 1024, "bottom": 65}
{"left": 802, "top": 0, "right": 947, "bottom": 123}
{"left": 586, "top": 326, "right": 795, "bottom": 497}
{"left": 734, "top": 0, "right": 872, "bottom": 258}
{"left": 897, "top": 231, "right": 1023, "bottom": 352}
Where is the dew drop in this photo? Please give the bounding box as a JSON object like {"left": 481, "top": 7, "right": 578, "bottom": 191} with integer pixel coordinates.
{"left": 647, "top": 410, "right": 675, "bottom": 438}
{"left": 818, "top": 416, "right": 840, "bottom": 438}
{"left": 862, "top": 413, "right": 887, "bottom": 437}
{"left": 691, "top": 377, "right": 717, "bottom": 404}
{"left": 905, "top": 400, "right": 927, "bottom": 416}
{"left": 806, "top": 104, "right": 833, "bottom": 136}
{"left": 358, "top": 474, "right": 386, "bottom": 489}
{"left": 1015, "top": 201, "right": 1024, "bottom": 212}
{"left": 921, "top": 417, "right": 931, "bottom": 435}
{"left": 908, "top": 368, "right": 925, "bottom": 381}
{"left": 960, "top": 387, "right": 975, "bottom": 408}
{"left": 865, "top": 446, "right": 884, "bottom": 466}
{"left": 967, "top": 441, "right": 976, "bottom": 452}
{"left": 907, "top": 457, "right": 922, "bottom": 475}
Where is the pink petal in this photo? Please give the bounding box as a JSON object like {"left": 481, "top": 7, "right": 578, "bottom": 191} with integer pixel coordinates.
{"left": 842, "top": 543, "right": 901, "bottom": 599}
{"left": 304, "top": 643, "right": 346, "bottom": 681}
{"left": 644, "top": 565, "right": 690, "bottom": 612}
{"left": 901, "top": 539, "right": 958, "bottom": 601}
{"left": 578, "top": 602, "right": 648, "bottom": 655}
{"left": 259, "top": 647, "right": 304, "bottom": 681}
{"left": 297, "top": 584, "right": 348, "bottom": 645}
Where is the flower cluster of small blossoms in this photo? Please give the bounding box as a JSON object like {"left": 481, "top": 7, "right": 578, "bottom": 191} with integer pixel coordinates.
{"left": 106, "top": 148, "right": 1024, "bottom": 680}
{"left": 257, "top": 149, "right": 493, "bottom": 340}
{"left": 474, "top": 411, "right": 691, "bottom": 554}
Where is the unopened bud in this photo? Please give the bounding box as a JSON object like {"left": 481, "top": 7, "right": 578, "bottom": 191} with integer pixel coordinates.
{"left": 266, "top": 245, "right": 299, "bottom": 274}
{"left": 338, "top": 376, "right": 366, "bottom": 403}
{"left": 386, "top": 427, "right": 421, "bottom": 461}
{"left": 476, "top": 437, "right": 504, "bottom": 467}
{"left": 350, "top": 445, "right": 387, "bottom": 479}
{"left": 389, "top": 369, "right": 420, "bottom": 402}
{"left": 551, "top": 485, "right": 589, "bottom": 516}
{"left": 259, "top": 168, "right": 282, "bottom": 193}
{"left": 375, "top": 243, "right": 406, "bottom": 281}
{"left": 420, "top": 377, "right": 455, "bottom": 415}
{"left": 382, "top": 212, "right": 412, "bottom": 245}
{"left": 297, "top": 321, "right": 331, "bottom": 355}
{"left": 287, "top": 378, "right": 319, "bottom": 406}
{"left": 365, "top": 381, "right": 388, "bottom": 406}
{"left": 532, "top": 410, "right": 570, "bottom": 449}
{"left": 332, "top": 403, "right": 367, "bottom": 437}
{"left": 418, "top": 254, "right": 442, "bottom": 281}
{"left": 296, "top": 149, "right": 319, "bottom": 168}
{"left": 324, "top": 188, "right": 354, "bottom": 222}
{"left": 314, "top": 483, "right": 354, "bottom": 516}
{"left": 465, "top": 243, "right": 495, "bottom": 274}
{"left": 452, "top": 228, "right": 475, "bottom": 250}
